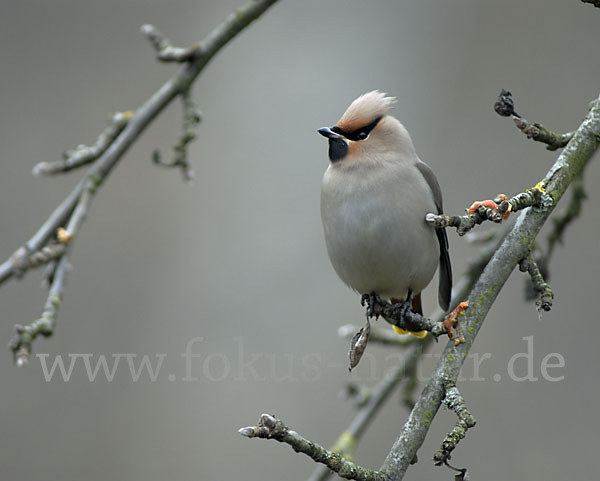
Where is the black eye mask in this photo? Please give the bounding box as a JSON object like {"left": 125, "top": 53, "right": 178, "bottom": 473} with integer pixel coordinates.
{"left": 331, "top": 116, "right": 382, "bottom": 142}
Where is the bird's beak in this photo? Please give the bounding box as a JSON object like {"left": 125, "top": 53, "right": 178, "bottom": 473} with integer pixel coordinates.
{"left": 318, "top": 127, "right": 343, "bottom": 140}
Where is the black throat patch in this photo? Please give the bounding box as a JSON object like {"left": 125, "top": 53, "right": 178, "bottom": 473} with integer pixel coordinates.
{"left": 328, "top": 138, "right": 348, "bottom": 162}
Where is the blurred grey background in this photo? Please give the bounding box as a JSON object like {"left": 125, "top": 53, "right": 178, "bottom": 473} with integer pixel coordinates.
{"left": 1, "top": 1, "right": 599, "bottom": 480}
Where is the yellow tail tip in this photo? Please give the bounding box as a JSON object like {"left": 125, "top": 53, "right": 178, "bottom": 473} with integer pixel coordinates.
{"left": 392, "top": 325, "right": 428, "bottom": 338}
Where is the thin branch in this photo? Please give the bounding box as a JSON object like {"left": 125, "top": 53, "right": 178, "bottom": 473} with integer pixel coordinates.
{"left": 8, "top": 252, "right": 70, "bottom": 366}
{"left": 370, "top": 300, "right": 452, "bottom": 338}
{"left": 1, "top": 0, "right": 281, "bottom": 359}
{"left": 152, "top": 88, "right": 202, "bottom": 182}
{"left": 432, "top": 382, "right": 477, "bottom": 466}
{"left": 307, "top": 232, "right": 505, "bottom": 481}
{"left": 239, "top": 414, "right": 386, "bottom": 481}
{"left": 32, "top": 111, "right": 132, "bottom": 176}
{"left": 519, "top": 255, "right": 553, "bottom": 312}
{"left": 307, "top": 343, "right": 428, "bottom": 481}
{"left": 8, "top": 185, "right": 94, "bottom": 362}
{"left": 426, "top": 185, "right": 552, "bottom": 236}
{"left": 1, "top": 0, "right": 279, "bottom": 287}
{"left": 378, "top": 92, "right": 600, "bottom": 480}
{"left": 27, "top": 243, "right": 66, "bottom": 269}
{"left": 494, "top": 89, "right": 574, "bottom": 150}
{"left": 140, "top": 24, "right": 200, "bottom": 62}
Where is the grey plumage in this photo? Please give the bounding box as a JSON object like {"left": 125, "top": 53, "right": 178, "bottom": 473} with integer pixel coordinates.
{"left": 319, "top": 91, "right": 452, "bottom": 315}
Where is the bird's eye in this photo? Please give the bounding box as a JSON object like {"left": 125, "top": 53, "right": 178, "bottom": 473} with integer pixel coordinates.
{"left": 357, "top": 131, "right": 368, "bottom": 140}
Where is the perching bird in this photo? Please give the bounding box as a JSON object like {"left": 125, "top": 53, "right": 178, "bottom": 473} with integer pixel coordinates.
{"left": 319, "top": 91, "right": 452, "bottom": 336}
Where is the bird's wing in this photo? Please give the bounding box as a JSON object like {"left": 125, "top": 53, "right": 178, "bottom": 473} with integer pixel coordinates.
{"left": 415, "top": 160, "right": 453, "bottom": 311}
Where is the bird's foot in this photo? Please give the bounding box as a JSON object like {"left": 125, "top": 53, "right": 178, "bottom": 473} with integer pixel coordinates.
{"left": 361, "top": 292, "right": 386, "bottom": 318}
{"left": 389, "top": 294, "right": 427, "bottom": 338}
{"left": 442, "top": 301, "right": 470, "bottom": 345}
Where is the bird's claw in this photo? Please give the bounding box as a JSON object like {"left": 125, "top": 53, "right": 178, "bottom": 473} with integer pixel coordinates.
{"left": 361, "top": 292, "right": 384, "bottom": 318}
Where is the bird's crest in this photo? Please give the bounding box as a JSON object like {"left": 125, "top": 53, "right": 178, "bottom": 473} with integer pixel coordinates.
{"left": 336, "top": 90, "right": 396, "bottom": 133}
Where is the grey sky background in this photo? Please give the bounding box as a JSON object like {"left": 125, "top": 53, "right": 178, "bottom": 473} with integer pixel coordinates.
{"left": 1, "top": 1, "right": 599, "bottom": 480}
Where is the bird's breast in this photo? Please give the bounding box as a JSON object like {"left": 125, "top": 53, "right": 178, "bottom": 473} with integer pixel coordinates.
{"left": 320, "top": 161, "right": 439, "bottom": 300}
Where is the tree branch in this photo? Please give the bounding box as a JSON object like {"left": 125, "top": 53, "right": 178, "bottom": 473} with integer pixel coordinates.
{"left": 152, "top": 88, "right": 202, "bottom": 182}
{"left": 378, "top": 92, "right": 600, "bottom": 480}
{"left": 140, "top": 24, "right": 200, "bottom": 62}
{"left": 426, "top": 185, "right": 552, "bottom": 236}
{"left": 519, "top": 255, "right": 553, "bottom": 312}
{"left": 494, "top": 89, "right": 574, "bottom": 150}
{"left": 1, "top": 0, "right": 280, "bottom": 360}
{"left": 239, "top": 414, "right": 387, "bottom": 481}
{"left": 432, "top": 383, "right": 477, "bottom": 466}
{"left": 32, "top": 111, "right": 132, "bottom": 176}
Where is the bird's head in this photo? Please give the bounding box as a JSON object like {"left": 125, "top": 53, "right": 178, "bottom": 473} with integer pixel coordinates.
{"left": 318, "top": 91, "right": 414, "bottom": 164}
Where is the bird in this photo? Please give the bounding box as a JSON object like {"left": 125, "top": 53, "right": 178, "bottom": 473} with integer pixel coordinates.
{"left": 318, "top": 91, "right": 452, "bottom": 336}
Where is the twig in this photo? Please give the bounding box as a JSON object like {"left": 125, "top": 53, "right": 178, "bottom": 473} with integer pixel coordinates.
{"left": 307, "top": 342, "right": 429, "bottom": 481}
{"left": 432, "top": 382, "right": 477, "bottom": 466}
{"left": 378, "top": 92, "right": 600, "bottom": 480}
{"left": 519, "top": 255, "right": 553, "bottom": 312}
{"left": 307, "top": 231, "right": 506, "bottom": 481}
{"left": 1, "top": 0, "right": 280, "bottom": 287}
{"left": 239, "top": 414, "right": 386, "bottom": 481}
{"left": 8, "top": 185, "right": 94, "bottom": 362}
{"left": 425, "top": 185, "right": 552, "bottom": 236}
{"left": 27, "top": 243, "right": 66, "bottom": 269}
{"left": 32, "top": 111, "right": 132, "bottom": 176}
{"left": 8, "top": 252, "right": 70, "bottom": 366}
{"left": 141, "top": 24, "right": 200, "bottom": 62}
{"left": 152, "top": 89, "right": 202, "bottom": 182}
{"left": 1, "top": 0, "right": 281, "bottom": 358}
{"left": 376, "top": 301, "right": 448, "bottom": 337}
{"left": 494, "top": 89, "right": 574, "bottom": 150}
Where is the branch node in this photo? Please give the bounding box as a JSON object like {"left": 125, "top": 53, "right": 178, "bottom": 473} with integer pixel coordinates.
{"left": 495, "top": 89, "right": 574, "bottom": 150}
{"left": 32, "top": 111, "right": 131, "bottom": 176}
{"left": 427, "top": 185, "right": 551, "bottom": 236}
{"left": 433, "top": 383, "right": 476, "bottom": 466}
{"left": 239, "top": 414, "right": 386, "bottom": 481}
{"left": 519, "top": 255, "right": 554, "bottom": 313}
{"left": 141, "top": 24, "right": 201, "bottom": 62}
{"left": 9, "top": 253, "right": 70, "bottom": 363}
{"left": 152, "top": 90, "right": 201, "bottom": 183}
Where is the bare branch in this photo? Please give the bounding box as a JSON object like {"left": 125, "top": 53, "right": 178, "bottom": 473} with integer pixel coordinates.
{"left": 239, "top": 414, "right": 386, "bottom": 481}
{"left": 152, "top": 89, "right": 202, "bottom": 182}
{"left": 494, "top": 89, "right": 574, "bottom": 150}
{"left": 426, "top": 185, "right": 552, "bottom": 236}
{"left": 432, "top": 382, "right": 477, "bottom": 466}
{"left": 1, "top": 0, "right": 281, "bottom": 359}
{"left": 308, "top": 231, "right": 507, "bottom": 481}
{"left": 141, "top": 24, "right": 200, "bottom": 62}
{"left": 8, "top": 184, "right": 95, "bottom": 363}
{"left": 1, "top": 0, "right": 279, "bottom": 288}
{"left": 307, "top": 343, "right": 427, "bottom": 481}
{"left": 32, "top": 111, "right": 132, "bottom": 176}
{"left": 378, "top": 92, "right": 600, "bottom": 480}
{"left": 9, "top": 252, "right": 70, "bottom": 366}
{"left": 519, "top": 255, "right": 554, "bottom": 312}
